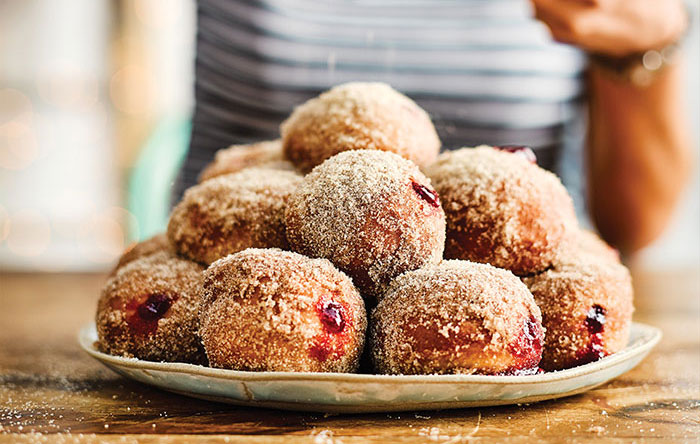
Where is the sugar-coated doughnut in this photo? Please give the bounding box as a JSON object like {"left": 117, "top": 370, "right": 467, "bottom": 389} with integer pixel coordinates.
{"left": 198, "top": 139, "right": 296, "bottom": 183}
{"left": 285, "top": 150, "right": 445, "bottom": 300}
{"left": 168, "top": 168, "right": 302, "bottom": 264}
{"left": 281, "top": 82, "right": 440, "bottom": 173}
{"left": 199, "top": 249, "right": 367, "bottom": 372}
{"left": 111, "top": 233, "right": 172, "bottom": 275}
{"left": 370, "top": 260, "right": 544, "bottom": 375}
{"left": 523, "top": 240, "right": 633, "bottom": 371}
{"left": 96, "top": 252, "right": 205, "bottom": 363}
{"left": 572, "top": 229, "right": 620, "bottom": 264}
{"left": 425, "top": 145, "right": 577, "bottom": 275}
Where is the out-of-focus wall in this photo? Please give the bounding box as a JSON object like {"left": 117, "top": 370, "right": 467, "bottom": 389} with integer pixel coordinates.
{"left": 0, "top": 0, "right": 196, "bottom": 271}
{"left": 0, "top": 1, "right": 119, "bottom": 271}
{"left": 112, "top": 0, "right": 196, "bottom": 169}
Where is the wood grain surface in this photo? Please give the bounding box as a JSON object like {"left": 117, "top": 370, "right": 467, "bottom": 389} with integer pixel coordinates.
{"left": 1, "top": 269, "right": 699, "bottom": 443}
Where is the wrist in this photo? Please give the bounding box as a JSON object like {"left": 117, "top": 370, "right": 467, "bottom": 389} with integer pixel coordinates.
{"left": 587, "top": 1, "right": 690, "bottom": 87}
{"left": 589, "top": 43, "right": 682, "bottom": 88}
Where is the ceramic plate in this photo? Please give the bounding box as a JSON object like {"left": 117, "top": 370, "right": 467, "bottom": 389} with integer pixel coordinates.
{"left": 79, "top": 322, "right": 660, "bottom": 413}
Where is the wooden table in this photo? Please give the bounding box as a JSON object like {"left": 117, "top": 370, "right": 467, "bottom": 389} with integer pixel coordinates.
{"left": 1, "top": 269, "right": 699, "bottom": 443}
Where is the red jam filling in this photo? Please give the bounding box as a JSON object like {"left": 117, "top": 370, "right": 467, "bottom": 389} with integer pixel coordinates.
{"left": 575, "top": 304, "right": 609, "bottom": 365}
{"left": 319, "top": 301, "right": 346, "bottom": 334}
{"left": 508, "top": 316, "right": 544, "bottom": 371}
{"left": 495, "top": 145, "right": 537, "bottom": 164}
{"left": 126, "top": 293, "right": 173, "bottom": 336}
{"left": 309, "top": 340, "right": 332, "bottom": 362}
{"left": 309, "top": 300, "right": 350, "bottom": 362}
{"left": 585, "top": 304, "right": 606, "bottom": 334}
{"left": 411, "top": 179, "right": 440, "bottom": 208}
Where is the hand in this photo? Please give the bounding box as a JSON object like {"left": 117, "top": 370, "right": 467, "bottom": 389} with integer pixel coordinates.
{"left": 531, "top": 0, "right": 688, "bottom": 56}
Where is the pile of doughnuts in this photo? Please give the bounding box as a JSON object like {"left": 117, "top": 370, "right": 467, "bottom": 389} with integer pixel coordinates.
{"left": 96, "top": 82, "right": 634, "bottom": 375}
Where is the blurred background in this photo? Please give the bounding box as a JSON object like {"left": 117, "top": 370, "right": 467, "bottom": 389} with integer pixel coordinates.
{"left": 0, "top": 0, "right": 698, "bottom": 273}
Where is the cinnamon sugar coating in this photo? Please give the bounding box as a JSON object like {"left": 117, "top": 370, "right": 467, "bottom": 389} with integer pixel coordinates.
{"left": 281, "top": 82, "right": 440, "bottom": 173}
{"left": 168, "top": 168, "right": 302, "bottom": 264}
{"left": 111, "top": 233, "right": 173, "bottom": 275}
{"left": 571, "top": 229, "right": 620, "bottom": 264}
{"left": 523, "top": 237, "right": 634, "bottom": 371}
{"left": 96, "top": 252, "right": 206, "bottom": 363}
{"left": 285, "top": 150, "right": 445, "bottom": 301}
{"left": 198, "top": 139, "right": 296, "bottom": 183}
{"left": 425, "top": 146, "right": 578, "bottom": 275}
{"left": 370, "top": 260, "right": 544, "bottom": 375}
{"left": 199, "top": 248, "right": 367, "bottom": 373}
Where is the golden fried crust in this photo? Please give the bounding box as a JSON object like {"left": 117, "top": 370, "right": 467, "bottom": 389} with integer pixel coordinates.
{"left": 370, "top": 260, "right": 544, "bottom": 375}
{"left": 199, "top": 248, "right": 367, "bottom": 373}
{"left": 198, "top": 139, "right": 296, "bottom": 183}
{"left": 110, "top": 233, "right": 173, "bottom": 276}
{"left": 568, "top": 229, "right": 620, "bottom": 263}
{"left": 96, "top": 252, "right": 206, "bottom": 364}
{"left": 523, "top": 237, "right": 634, "bottom": 371}
{"left": 285, "top": 150, "right": 445, "bottom": 301}
{"left": 425, "top": 146, "right": 578, "bottom": 275}
{"left": 281, "top": 82, "right": 440, "bottom": 173}
{"left": 168, "top": 168, "right": 302, "bottom": 265}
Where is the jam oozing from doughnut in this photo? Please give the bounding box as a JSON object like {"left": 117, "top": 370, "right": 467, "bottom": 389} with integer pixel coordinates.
{"left": 576, "top": 304, "right": 609, "bottom": 365}
{"left": 309, "top": 339, "right": 332, "bottom": 362}
{"left": 310, "top": 300, "right": 351, "bottom": 362}
{"left": 508, "top": 316, "right": 544, "bottom": 371}
{"left": 126, "top": 294, "right": 173, "bottom": 335}
{"left": 411, "top": 179, "right": 440, "bottom": 208}
{"left": 319, "top": 301, "right": 346, "bottom": 334}
{"left": 138, "top": 294, "right": 172, "bottom": 320}
{"left": 310, "top": 332, "right": 350, "bottom": 362}
{"left": 585, "top": 304, "right": 607, "bottom": 334}
{"left": 496, "top": 145, "right": 537, "bottom": 164}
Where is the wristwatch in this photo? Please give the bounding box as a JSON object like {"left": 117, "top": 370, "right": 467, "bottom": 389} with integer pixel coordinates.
{"left": 589, "top": 43, "right": 681, "bottom": 87}
{"left": 589, "top": 6, "right": 689, "bottom": 88}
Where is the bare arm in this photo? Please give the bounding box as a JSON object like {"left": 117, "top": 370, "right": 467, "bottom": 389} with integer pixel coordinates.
{"left": 531, "top": 0, "right": 693, "bottom": 254}
{"left": 587, "top": 58, "right": 693, "bottom": 253}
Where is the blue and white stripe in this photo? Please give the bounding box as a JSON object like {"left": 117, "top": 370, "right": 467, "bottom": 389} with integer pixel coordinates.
{"left": 181, "top": 0, "right": 587, "bottom": 198}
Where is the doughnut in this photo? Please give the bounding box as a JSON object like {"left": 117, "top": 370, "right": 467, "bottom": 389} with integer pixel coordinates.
{"left": 96, "top": 252, "right": 205, "bottom": 363}
{"left": 111, "top": 233, "right": 172, "bottom": 275}
{"left": 522, "top": 243, "right": 634, "bottom": 371}
{"left": 572, "top": 229, "right": 620, "bottom": 264}
{"left": 285, "top": 150, "right": 445, "bottom": 300}
{"left": 281, "top": 82, "right": 440, "bottom": 173}
{"left": 370, "top": 260, "right": 544, "bottom": 375}
{"left": 199, "top": 248, "right": 367, "bottom": 372}
{"left": 168, "top": 168, "right": 302, "bottom": 264}
{"left": 198, "top": 139, "right": 296, "bottom": 183}
{"left": 425, "top": 145, "right": 578, "bottom": 275}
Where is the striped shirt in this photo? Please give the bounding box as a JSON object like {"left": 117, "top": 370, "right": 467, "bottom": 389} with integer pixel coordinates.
{"left": 180, "top": 0, "right": 588, "bottom": 209}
